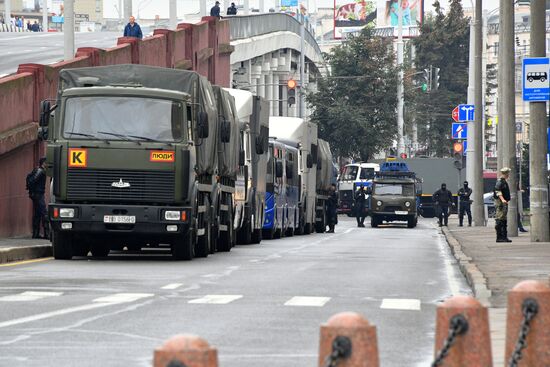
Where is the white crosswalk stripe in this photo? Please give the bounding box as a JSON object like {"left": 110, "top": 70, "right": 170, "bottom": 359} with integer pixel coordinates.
{"left": 188, "top": 295, "right": 243, "bottom": 304}
{"left": 161, "top": 283, "right": 183, "bottom": 290}
{"left": 380, "top": 298, "right": 421, "bottom": 311}
{"left": 93, "top": 293, "right": 154, "bottom": 304}
{"left": 284, "top": 296, "right": 331, "bottom": 307}
{"left": 0, "top": 291, "right": 63, "bottom": 302}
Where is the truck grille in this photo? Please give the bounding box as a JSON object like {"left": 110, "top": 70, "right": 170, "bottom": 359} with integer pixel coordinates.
{"left": 384, "top": 206, "right": 403, "bottom": 212}
{"left": 339, "top": 190, "right": 352, "bottom": 201}
{"left": 67, "top": 169, "right": 175, "bottom": 202}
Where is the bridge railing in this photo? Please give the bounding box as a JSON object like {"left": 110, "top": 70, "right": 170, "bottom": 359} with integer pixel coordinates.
{"left": 226, "top": 13, "right": 322, "bottom": 56}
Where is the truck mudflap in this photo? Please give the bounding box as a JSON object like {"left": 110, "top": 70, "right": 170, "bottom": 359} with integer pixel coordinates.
{"left": 49, "top": 204, "right": 192, "bottom": 236}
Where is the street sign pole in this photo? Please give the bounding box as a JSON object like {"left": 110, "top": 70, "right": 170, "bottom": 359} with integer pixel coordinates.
{"left": 472, "top": 0, "right": 484, "bottom": 226}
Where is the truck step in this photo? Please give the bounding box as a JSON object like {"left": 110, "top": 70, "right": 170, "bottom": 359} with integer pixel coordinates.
{"left": 219, "top": 225, "right": 228, "bottom": 231}
{"left": 220, "top": 204, "right": 229, "bottom": 211}
{"left": 197, "top": 228, "right": 206, "bottom": 236}
{"left": 198, "top": 205, "right": 207, "bottom": 213}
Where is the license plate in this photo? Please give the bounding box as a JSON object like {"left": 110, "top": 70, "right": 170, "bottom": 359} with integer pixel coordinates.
{"left": 103, "top": 215, "right": 136, "bottom": 224}
{"left": 395, "top": 211, "right": 408, "bottom": 215}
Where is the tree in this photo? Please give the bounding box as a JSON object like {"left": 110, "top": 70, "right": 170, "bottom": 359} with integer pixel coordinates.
{"left": 412, "top": 0, "right": 470, "bottom": 156}
{"left": 307, "top": 27, "right": 398, "bottom": 161}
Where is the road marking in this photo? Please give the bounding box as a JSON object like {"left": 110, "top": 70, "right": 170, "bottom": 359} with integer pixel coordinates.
{"left": 0, "top": 257, "right": 52, "bottom": 267}
{"left": 0, "top": 293, "right": 154, "bottom": 329}
{"left": 380, "top": 298, "right": 421, "bottom": 311}
{"left": 188, "top": 295, "right": 242, "bottom": 304}
{"left": 161, "top": 283, "right": 183, "bottom": 290}
{"left": 23, "top": 49, "right": 33, "bottom": 52}
{"left": 0, "top": 291, "right": 63, "bottom": 302}
{"left": 284, "top": 296, "right": 331, "bottom": 307}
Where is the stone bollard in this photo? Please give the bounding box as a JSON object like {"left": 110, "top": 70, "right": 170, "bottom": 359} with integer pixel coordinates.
{"left": 505, "top": 280, "right": 550, "bottom": 366}
{"left": 153, "top": 334, "right": 218, "bottom": 367}
{"left": 318, "top": 312, "right": 379, "bottom": 367}
{"left": 433, "top": 295, "right": 492, "bottom": 366}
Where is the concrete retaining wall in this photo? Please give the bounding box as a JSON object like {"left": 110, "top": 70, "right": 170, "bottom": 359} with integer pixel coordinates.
{"left": 0, "top": 18, "right": 231, "bottom": 238}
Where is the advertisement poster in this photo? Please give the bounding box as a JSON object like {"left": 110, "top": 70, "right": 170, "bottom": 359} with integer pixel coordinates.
{"left": 334, "top": 0, "right": 376, "bottom": 39}
{"left": 376, "top": 0, "right": 423, "bottom": 37}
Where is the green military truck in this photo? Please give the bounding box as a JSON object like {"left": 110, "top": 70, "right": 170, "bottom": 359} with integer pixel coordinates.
{"left": 369, "top": 162, "right": 418, "bottom": 228}
{"left": 39, "top": 64, "right": 232, "bottom": 260}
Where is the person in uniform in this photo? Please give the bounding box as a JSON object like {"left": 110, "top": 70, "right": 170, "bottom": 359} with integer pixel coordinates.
{"left": 354, "top": 185, "right": 367, "bottom": 227}
{"left": 326, "top": 184, "right": 338, "bottom": 233}
{"left": 494, "top": 167, "right": 512, "bottom": 242}
{"left": 433, "top": 183, "right": 453, "bottom": 227}
{"left": 28, "top": 157, "right": 49, "bottom": 239}
{"left": 457, "top": 181, "right": 472, "bottom": 226}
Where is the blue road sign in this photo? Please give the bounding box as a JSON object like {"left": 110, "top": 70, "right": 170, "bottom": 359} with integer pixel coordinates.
{"left": 281, "top": 0, "right": 298, "bottom": 5}
{"left": 452, "top": 123, "right": 468, "bottom": 139}
{"left": 458, "top": 104, "right": 475, "bottom": 121}
{"left": 463, "top": 140, "right": 467, "bottom": 156}
{"left": 523, "top": 57, "right": 550, "bottom": 101}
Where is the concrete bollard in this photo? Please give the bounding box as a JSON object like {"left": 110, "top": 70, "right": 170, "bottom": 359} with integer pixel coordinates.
{"left": 505, "top": 280, "right": 550, "bottom": 366}
{"left": 433, "top": 295, "right": 492, "bottom": 366}
{"left": 153, "top": 334, "right": 218, "bottom": 367}
{"left": 318, "top": 312, "right": 379, "bottom": 367}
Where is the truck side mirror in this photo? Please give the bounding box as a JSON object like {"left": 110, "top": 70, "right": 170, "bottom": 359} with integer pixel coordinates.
{"left": 255, "top": 136, "right": 264, "bottom": 154}
{"left": 239, "top": 150, "right": 245, "bottom": 166}
{"left": 39, "top": 100, "right": 51, "bottom": 127}
{"left": 221, "top": 118, "right": 231, "bottom": 143}
{"left": 275, "top": 161, "right": 283, "bottom": 178}
{"left": 197, "top": 111, "right": 209, "bottom": 139}
{"left": 306, "top": 154, "right": 313, "bottom": 168}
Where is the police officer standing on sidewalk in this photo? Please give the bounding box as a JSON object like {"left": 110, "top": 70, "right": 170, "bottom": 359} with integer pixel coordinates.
{"left": 494, "top": 167, "right": 512, "bottom": 243}
{"left": 27, "top": 157, "right": 49, "bottom": 239}
{"left": 353, "top": 185, "right": 367, "bottom": 227}
{"left": 458, "top": 181, "right": 472, "bottom": 226}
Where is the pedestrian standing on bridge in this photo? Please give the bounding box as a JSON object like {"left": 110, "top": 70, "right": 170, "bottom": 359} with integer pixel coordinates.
{"left": 26, "top": 157, "right": 49, "bottom": 239}
{"left": 457, "top": 181, "right": 472, "bottom": 226}
{"left": 227, "top": 2, "right": 238, "bottom": 15}
{"left": 433, "top": 183, "right": 452, "bottom": 227}
{"left": 123, "top": 16, "right": 143, "bottom": 39}
{"left": 326, "top": 184, "right": 338, "bottom": 233}
{"left": 210, "top": 1, "right": 221, "bottom": 18}
{"left": 494, "top": 167, "right": 512, "bottom": 243}
{"left": 31, "top": 21, "right": 40, "bottom": 32}
{"left": 353, "top": 185, "right": 367, "bottom": 227}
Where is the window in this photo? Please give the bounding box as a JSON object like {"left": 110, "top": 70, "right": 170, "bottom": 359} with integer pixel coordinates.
{"left": 341, "top": 166, "right": 358, "bottom": 181}
{"left": 374, "top": 183, "right": 415, "bottom": 196}
{"left": 359, "top": 168, "right": 375, "bottom": 180}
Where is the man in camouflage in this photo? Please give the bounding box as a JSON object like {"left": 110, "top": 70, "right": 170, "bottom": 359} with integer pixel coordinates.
{"left": 494, "top": 167, "right": 512, "bottom": 243}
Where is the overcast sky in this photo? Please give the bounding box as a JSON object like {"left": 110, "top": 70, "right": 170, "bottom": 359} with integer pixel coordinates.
{"left": 103, "top": 0, "right": 501, "bottom": 19}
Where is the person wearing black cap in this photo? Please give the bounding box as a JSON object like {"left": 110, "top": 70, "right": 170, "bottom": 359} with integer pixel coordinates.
{"left": 26, "top": 157, "right": 49, "bottom": 239}
{"left": 210, "top": 1, "right": 221, "bottom": 18}
{"left": 457, "top": 181, "right": 472, "bottom": 226}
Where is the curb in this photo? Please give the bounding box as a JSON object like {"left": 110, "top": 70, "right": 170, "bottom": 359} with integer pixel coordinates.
{"left": 441, "top": 226, "right": 492, "bottom": 307}
{"left": 0, "top": 244, "right": 53, "bottom": 265}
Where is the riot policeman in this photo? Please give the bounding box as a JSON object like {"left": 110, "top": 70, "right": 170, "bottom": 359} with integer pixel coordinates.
{"left": 458, "top": 181, "right": 472, "bottom": 226}
{"left": 27, "top": 157, "right": 49, "bottom": 239}
{"left": 354, "top": 185, "right": 367, "bottom": 227}
{"left": 433, "top": 183, "right": 453, "bottom": 227}
{"left": 494, "top": 167, "right": 512, "bottom": 243}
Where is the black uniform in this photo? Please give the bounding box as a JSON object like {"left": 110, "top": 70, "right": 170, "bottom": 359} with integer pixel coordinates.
{"left": 354, "top": 188, "right": 367, "bottom": 227}
{"left": 227, "top": 4, "right": 237, "bottom": 15}
{"left": 458, "top": 184, "right": 472, "bottom": 226}
{"left": 494, "top": 177, "right": 511, "bottom": 242}
{"left": 326, "top": 189, "right": 338, "bottom": 233}
{"left": 28, "top": 166, "right": 49, "bottom": 239}
{"left": 433, "top": 186, "right": 453, "bottom": 226}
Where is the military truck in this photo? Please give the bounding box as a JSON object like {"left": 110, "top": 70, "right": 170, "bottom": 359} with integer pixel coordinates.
{"left": 224, "top": 88, "right": 269, "bottom": 244}
{"left": 369, "top": 162, "right": 418, "bottom": 228}
{"left": 314, "top": 139, "right": 334, "bottom": 233}
{"left": 39, "top": 64, "right": 232, "bottom": 260}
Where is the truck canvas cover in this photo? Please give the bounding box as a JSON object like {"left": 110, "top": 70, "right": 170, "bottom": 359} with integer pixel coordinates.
{"left": 213, "top": 86, "right": 240, "bottom": 179}
{"left": 58, "top": 64, "right": 219, "bottom": 176}
{"left": 316, "top": 139, "right": 333, "bottom": 192}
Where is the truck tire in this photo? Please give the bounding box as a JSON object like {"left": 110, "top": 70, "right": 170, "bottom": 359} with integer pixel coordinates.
{"left": 407, "top": 216, "right": 417, "bottom": 228}
{"left": 371, "top": 215, "right": 379, "bottom": 228}
{"left": 304, "top": 223, "right": 312, "bottom": 235}
{"left": 73, "top": 239, "right": 90, "bottom": 257}
{"left": 251, "top": 228, "right": 262, "bottom": 244}
{"left": 52, "top": 231, "right": 73, "bottom": 260}
{"left": 90, "top": 243, "right": 110, "bottom": 257}
{"left": 172, "top": 227, "right": 195, "bottom": 260}
{"left": 286, "top": 210, "right": 295, "bottom": 237}
{"left": 262, "top": 226, "right": 275, "bottom": 240}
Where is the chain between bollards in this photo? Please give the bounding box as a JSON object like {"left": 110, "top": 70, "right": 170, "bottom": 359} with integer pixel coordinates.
{"left": 323, "top": 335, "right": 352, "bottom": 367}
{"left": 431, "top": 314, "right": 469, "bottom": 367}
{"left": 508, "top": 298, "right": 539, "bottom": 367}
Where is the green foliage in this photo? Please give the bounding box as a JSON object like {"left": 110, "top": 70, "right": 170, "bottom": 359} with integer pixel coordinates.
{"left": 411, "top": 0, "right": 470, "bottom": 156}
{"left": 307, "top": 27, "right": 398, "bottom": 161}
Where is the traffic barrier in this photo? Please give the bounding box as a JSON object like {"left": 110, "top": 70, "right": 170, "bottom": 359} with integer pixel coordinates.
{"left": 505, "top": 280, "right": 550, "bottom": 366}
{"left": 153, "top": 334, "right": 218, "bottom": 367}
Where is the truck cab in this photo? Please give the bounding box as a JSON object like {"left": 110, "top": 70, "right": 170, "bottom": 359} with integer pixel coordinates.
{"left": 337, "top": 162, "right": 380, "bottom": 215}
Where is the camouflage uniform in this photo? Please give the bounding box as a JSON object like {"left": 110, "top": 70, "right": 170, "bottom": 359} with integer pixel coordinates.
{"left": 494, "top": 173, "right": 511, "bottom": 242}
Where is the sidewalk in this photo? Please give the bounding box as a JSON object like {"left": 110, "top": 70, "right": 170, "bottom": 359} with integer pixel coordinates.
{"left": 0, "top": 237, "right": 52, "bottom": 265}
{"left": 441, "top": 215, "right": 550, "bottom": 365}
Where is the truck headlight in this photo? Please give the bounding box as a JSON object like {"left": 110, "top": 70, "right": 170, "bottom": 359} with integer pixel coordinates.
{"left": 405, "top": 201, "right": 411, "bottom": 207}
{"left": 164, "top": 211, "right": 181, "bottom": 221}
{"left": 377, "top": 201, "right": 382, "bottom": 207}
{"left": 59, "top": 208, "right": 75, "bottom": 218}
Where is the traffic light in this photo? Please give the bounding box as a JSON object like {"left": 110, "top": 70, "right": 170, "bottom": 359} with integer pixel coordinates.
{"left": 400, "top": 153, "right": 407, "bottom": 159}
{"left": 432, "top": 67, "right": 440, "bottom": 90}
{"left": 421, "top": 68, "right": 430, "bottom": 93}
{"left": 453, "top": 144, "right": 463, "bottom": 170}
{"left": 287, "top": 79, "right": 297, "bottom": 106}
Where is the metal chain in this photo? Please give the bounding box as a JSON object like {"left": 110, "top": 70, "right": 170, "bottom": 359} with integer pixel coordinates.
{"left": 323, "top": 335, "right": 352, "bottom": 367}
{"left": 432, "top": 314, "right": 469, "bottom": 367}
{"left": 508, "top": 298, "right": 539, "bottom": 367}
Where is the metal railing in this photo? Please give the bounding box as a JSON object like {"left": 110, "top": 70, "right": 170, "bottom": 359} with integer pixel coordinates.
{"left": 488, "top": 21, "right": 550, "bottom": 35}
{"left": 226, "top": 13, "right": 322, "bottom": 56}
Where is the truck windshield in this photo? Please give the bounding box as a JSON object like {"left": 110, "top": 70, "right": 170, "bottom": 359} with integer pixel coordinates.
{"left": 359, "top": 168, "right": 375, "bottom": 180}
{"left": 340, "top": 166, "right": 358, "bottom": 181}
{"left": 63, "top": 96, "right": 185, "bottom": 142}
{"left": 374, "top": 183, "right": 415, "bottom": 196}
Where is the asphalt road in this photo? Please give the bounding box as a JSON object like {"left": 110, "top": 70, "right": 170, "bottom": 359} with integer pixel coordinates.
{"left": 0, "top": 217, "right": 470, "bottom": 367}
{"left": 0, "top": 32, "right": 122, "bottom": 77}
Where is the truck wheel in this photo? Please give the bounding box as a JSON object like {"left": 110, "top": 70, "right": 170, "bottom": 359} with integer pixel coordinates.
{"left": 286, "top": 211, "right": 295, "bottom": 237}
{"left": 251, "top": 228, "right": 262, "bottom": 244}
{"left": 73, "top": 238, "right": 90, "bottom": 257}
{"left": 172, "top": 227, "right": 195, "bottom": 260}
{"left": 304, "top": 223, "right": 312, "bottom": 235}
{"left": 262, "top": 226, "right": 275, "bottom": 240}
{"left": 371, "top": 216, "right": 379, "bottom": 228}
{"left": 407, "top": 216, "right": 417, "bottom": 228}
{"left": 52, "top": 231, "right": 73, "bottom": 260}
{"left": 238, "top": 220, "right": 252, "bottom": 244}
{"left": 90, "top": 243, "right": 110, "bottom": 257}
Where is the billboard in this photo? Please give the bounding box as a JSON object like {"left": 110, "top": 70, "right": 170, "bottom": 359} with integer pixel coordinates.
{"left": 376, "top": 0, "right": 423, "bottom": 37}
{"left": 334, "top": 0, "right": 377, "bottom": 39}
